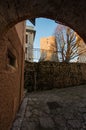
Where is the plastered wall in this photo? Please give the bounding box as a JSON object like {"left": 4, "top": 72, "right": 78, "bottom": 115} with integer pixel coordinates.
{"left": 0, "top": 22, "right": 25, "bottom": 130}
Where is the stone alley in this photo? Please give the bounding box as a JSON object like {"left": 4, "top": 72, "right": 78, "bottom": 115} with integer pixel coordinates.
{"left": 11, "top": 85, "right": 86, "bottom": 130}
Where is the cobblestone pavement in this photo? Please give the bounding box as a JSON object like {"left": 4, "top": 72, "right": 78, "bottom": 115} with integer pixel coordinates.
{"left": 11, "top": 85, "right": 86, "bottom": 130}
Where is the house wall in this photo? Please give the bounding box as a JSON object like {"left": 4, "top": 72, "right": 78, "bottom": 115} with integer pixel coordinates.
{"left": 25, "top": 26, "right": 36, "bottom": 62}
{"left": 0, "top": 22, "right": 25, "bottom": 130}
{"left": 40, "top": 36, "right": 57, "bottom": 61}
{"left": 78, "top": 41, "right": 86, "bottom": 63}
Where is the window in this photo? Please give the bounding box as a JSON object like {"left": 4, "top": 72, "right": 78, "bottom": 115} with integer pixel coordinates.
{"left": 26, "top": 34, "right": 28, "bottom": 43}
{"left": 7, "top": 50, "right": 16, "bottom": 67}
{"left": 25, "top": 48, "right": 27, "bottom": 53}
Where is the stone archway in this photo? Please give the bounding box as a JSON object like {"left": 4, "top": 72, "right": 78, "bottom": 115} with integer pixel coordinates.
{"left": 0, "top": 0, "right": 86, "bottom": 42}
{"left": 0, "top": 0, "right": 86, "bottom": 130}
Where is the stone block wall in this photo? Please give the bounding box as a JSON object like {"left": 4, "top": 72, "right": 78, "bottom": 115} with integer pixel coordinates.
{"left": 24, "top": 61, "right": 86, "bottom": 91}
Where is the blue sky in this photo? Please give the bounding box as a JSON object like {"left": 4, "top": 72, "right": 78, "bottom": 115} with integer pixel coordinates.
{"left": 26, "top": 18, "right": 57, "bottom": 48}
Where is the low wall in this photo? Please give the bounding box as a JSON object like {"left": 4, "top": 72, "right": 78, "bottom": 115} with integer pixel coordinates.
{"left": 24, "top": 61, "right": 86, "bottom": 91}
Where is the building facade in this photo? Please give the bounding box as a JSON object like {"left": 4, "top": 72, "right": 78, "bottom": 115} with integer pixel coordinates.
{"left": 40, "top": 36, "right": 58, "bottom": 61}
{"left": 0, "top": 21, "right": 25, "bottom": 130}
{"left": 78, "top": 41, "right": 86, "bottom": 63}
{"left": 25, "top": 26, "right": 36, "bottom": 62}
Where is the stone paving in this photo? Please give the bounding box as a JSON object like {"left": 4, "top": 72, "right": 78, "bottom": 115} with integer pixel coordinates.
{"left": 11, "top": 85, "right": 86, "bottom": 130}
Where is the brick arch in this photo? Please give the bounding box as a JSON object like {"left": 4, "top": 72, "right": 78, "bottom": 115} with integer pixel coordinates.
{"left": 0, "top": 0, "right": 86, "bottom": 42}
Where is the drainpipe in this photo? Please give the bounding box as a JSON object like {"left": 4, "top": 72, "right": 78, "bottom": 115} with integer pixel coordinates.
{"left": 19, "top": 22, "right": 25, "bottom": 104}
{"left": 19, "top": 46, "right": 24, "bottom": 104}
{"left": 34, "top": 71, "right": 37, "bottom": 91}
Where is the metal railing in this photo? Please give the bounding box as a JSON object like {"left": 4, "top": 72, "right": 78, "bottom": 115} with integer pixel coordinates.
{"left": 25, "top": 48, "right": 58, "bottom": 62}
{"left": 25, "top": 48, "right": 86, "bottom": 63}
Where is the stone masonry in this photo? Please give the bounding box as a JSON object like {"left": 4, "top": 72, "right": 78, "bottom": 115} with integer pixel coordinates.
{"left": 0, "top": 0, "right": 86, "bottom": 43}
{"left": 24, "top": 61, "right": 86, "bottom": 91}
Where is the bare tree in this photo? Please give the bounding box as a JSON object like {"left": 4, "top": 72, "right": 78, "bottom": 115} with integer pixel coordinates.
{"left": 54, "top": 25, "right": 86, "bottom": 63}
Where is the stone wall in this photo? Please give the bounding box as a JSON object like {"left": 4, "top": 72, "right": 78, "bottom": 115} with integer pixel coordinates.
{"left": 0, "top": 0, "right": 86, "bottom": 43}
{"left": 24, "top": 61, "right": 86, "bottom": 91}
{"left": 0, "top": 22, "right": 25, "bottom": 130}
